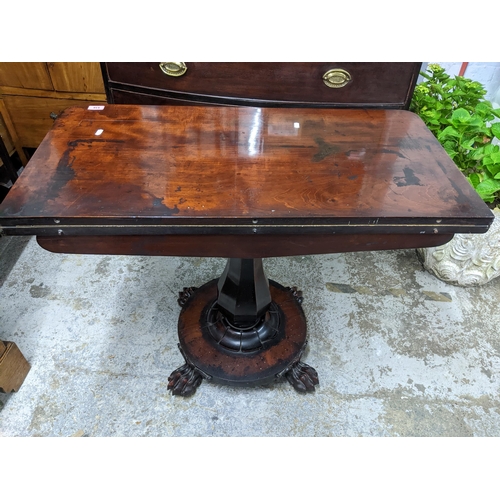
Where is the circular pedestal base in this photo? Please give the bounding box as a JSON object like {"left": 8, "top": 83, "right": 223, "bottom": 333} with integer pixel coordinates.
{"left": 169, "top": 279, "right": 316, "bottom": 394}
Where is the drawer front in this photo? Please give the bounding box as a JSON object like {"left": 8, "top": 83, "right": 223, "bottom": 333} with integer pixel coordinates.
{"left": 110, "top": 89, "right": 220, "bottom": 106}
{"left": 104, "top": 62, "right": 421, "bottom": 108}
{"left": 3, "top": 96, "right": 105, "bottom": 148}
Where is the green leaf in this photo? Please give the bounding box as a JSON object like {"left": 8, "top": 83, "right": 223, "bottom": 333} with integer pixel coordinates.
{"left": 470, "top": 147, "right": 486, "bottom": 160}
{"left": 459, "top": 138, "right": 475, "bottom": 150}
{"left": 442, "top": 141, "right": 458, "bottom": 158}
{"left": 475, "top": 177, "right": 500, "bottom": 198}
{"left": 452, "top": 109, "right": 471, "bottom": 123}
{"left": 480, "top": 194, "right": 496, "bottom": 203}
{"left": 474, "top": 107, "right": 492, "bottom": 121}
{"left": 476, "top": 101, "right": 493, "bottom": 113}
{"left": 491, "top": 122, "right": 500, "bottom": 140}
{"left": 468, "top": 173, "right": 481, "bottom": 187}
{"left": 438, "top": 126, "right": 460, "bottom": 140}
{"left": 467, "top": 116, "right": 485, "bottom": 128}
{"left": 487, "top": 163, "right": 500, "bottom": 177}
{"left": 484, "top": 144, "right": 495, "bottom": 155}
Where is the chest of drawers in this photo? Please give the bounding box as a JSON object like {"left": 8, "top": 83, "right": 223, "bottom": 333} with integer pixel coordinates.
{"left": 101, "top": 62, "right": 421, "bottom": 108}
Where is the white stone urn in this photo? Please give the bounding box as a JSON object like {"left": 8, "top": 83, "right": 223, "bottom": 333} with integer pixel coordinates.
{"left": 417, "top": 208, "right": 500, "bottom": 286}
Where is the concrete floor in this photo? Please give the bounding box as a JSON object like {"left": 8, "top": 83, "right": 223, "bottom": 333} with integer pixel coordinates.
{"left": 1, "top": 234, "right": 500, "bottom": 437}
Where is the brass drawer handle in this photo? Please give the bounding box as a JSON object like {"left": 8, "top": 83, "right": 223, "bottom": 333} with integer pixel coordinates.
{"left": 322, "top": 68, "right": 351, "bottom": 88}
{"left": 159, "top": 62, "right": 187, "bottom": 77}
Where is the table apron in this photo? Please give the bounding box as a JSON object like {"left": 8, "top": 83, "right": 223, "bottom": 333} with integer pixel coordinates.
{"left": 0, "top": 222, "right": 491, "bottom": 238}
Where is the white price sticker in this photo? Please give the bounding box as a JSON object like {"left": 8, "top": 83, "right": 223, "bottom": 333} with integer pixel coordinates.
{"left": 88, "top": 105, "right": 105, "bottom": 110}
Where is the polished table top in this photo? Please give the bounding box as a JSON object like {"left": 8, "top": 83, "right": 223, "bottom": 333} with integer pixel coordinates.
{"left": 0, "top": 105, "right": 493, "bottom": 256}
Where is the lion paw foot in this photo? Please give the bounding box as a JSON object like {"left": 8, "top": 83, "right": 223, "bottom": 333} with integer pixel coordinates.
{"left": 167, "top": 363, "right": 203, "bottom": 396}
{"left": 177, "top": 287, "right": 198, "bottom": 307}
{"left": 285, "top": 361, "right": 319, "bottom": 393}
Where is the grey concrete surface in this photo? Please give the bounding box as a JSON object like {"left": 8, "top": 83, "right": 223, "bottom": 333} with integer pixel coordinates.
{"left": 1, "top": 235, "right": 499, "bottom": 436}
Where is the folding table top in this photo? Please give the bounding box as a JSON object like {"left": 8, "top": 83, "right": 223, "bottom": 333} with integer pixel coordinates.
{"left": 0, "top": 104, "right": 493, "bottom": 237}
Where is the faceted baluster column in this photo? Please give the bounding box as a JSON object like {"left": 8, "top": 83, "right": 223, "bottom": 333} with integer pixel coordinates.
{"left": 216, "top": 258, "right": 272, "bottom": 328}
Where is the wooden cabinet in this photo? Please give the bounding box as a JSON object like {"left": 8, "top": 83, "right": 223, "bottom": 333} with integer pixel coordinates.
{"left": 0, "top": 62, "right": 106, "bottom": 162}
{"left": 1, "top": 101, "right": 17, "bottom": 197}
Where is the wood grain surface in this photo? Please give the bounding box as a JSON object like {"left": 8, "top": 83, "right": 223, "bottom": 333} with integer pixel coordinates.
{"left": 0, "top": 105, "right": 493, "bottom": 243}
{"left": 36, "top": 233, "right": 454, "bottom": 258}
{"left": 0, "top": 341, "right": 31, "bottom": 393}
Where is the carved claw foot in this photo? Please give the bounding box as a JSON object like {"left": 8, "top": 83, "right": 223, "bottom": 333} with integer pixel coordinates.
{"left": 177, "top": 287, "right": 198, "bottom": 307}
{"left": 284, "top": 361, "right": 319, "bottom": 393}
{"left": 286, "top": 286, "right": 303, "bottom": 304}
{"left": 167, "top": 363, "right": 203, "bottom": 397}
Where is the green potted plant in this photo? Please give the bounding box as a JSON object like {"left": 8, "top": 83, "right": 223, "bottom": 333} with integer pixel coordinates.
{"left": 410, "top": 64, "right": 500, "bottom": 285}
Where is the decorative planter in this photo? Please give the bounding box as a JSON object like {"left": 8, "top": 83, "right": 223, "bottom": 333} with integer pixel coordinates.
{"left": 417, "top": 208, "right": 500, "bottom": 286}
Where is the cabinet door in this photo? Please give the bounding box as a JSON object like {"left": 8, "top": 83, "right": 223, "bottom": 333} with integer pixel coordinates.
{"left": 0, "top": 63, "right": 53, "bottom": 90}
{"left": 0, "top": 112, "right": 14, "bottom": 155}
{"left": 47, "top": 62, "right": 105, "bottom": 93}
{"left": 2, "top": 96, "right": 104, "bottom": 148}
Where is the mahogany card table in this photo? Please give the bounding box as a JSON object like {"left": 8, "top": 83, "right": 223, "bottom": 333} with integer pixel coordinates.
{"left": 0, "top": 104, "right": 493, "bottom": 396}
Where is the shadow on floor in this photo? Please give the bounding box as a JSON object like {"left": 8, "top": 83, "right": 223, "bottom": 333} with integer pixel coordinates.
{"left": 0, "top": 235, "right": 32, "bottom": 287}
